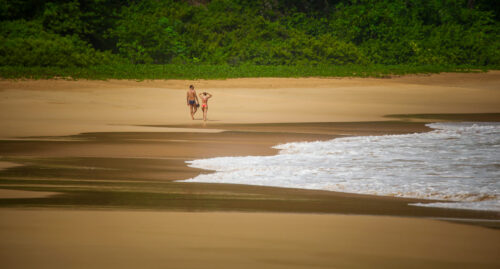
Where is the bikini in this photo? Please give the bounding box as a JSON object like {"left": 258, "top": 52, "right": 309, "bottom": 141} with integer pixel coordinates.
{"left": 201, "top": 96, "right": 208, "bottom": 108}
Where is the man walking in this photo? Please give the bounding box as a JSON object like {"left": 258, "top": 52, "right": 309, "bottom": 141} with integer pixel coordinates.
{"left": 186, "top": 85, "right": 199, "bottom": 120}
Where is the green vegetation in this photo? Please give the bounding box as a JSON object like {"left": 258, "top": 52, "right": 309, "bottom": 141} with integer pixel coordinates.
{"left": 1, "top": 0, "right": 499, "bottom": 79}
{"left": 0, "top": 64, "right": 491, "bottom": 80}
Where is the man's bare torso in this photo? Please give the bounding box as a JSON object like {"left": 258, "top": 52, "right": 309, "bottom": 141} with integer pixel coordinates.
{"left": 187, "top": 89, "right": 197, "bottom": 101}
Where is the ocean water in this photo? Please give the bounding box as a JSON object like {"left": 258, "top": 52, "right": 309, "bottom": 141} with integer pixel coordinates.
{"left": 183, "top": 122, "right": 500, "bottom": 212}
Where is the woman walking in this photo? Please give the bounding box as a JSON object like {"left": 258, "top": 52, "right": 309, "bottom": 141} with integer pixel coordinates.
{"left": 199, "top": 92, "right": 212, "bottom": 121}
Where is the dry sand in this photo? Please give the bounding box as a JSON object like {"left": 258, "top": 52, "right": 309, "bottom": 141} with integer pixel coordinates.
{"left": 1, "top": 209, "right": 499, "bottom": 269}
{"left": 1, "top": 71, "right": 499, "bottom": 138}
{"left": 1, "top": 72, "right": 500, "bottom": 268}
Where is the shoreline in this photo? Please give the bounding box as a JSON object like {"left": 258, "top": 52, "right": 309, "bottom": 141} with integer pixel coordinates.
{"left": 1, "top": 120, "right": 499, "bottom": 223}
{"left": 175, "top": 119, "right": 500, "bottom": 215}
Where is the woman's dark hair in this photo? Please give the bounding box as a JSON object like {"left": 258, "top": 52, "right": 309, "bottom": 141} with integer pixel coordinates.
{"left": 189, "top": 85, "right": 194, "bottom": 89}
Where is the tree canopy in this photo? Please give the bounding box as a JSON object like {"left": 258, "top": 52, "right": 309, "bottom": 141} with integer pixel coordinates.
{"left": 1, "top": 0, "right": 499, "bottom": 67}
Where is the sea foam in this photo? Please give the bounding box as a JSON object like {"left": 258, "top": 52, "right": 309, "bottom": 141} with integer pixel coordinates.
{"left": 182, "top": 122, "right": 500, "bottom": 212}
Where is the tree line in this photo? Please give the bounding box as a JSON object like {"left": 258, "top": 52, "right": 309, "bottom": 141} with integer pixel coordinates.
{"left": 1, "top": 0, "right": 499, "bottom": 68}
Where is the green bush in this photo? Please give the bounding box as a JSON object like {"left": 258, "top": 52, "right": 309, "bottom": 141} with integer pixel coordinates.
{"left": 108, "top": 0, "right": 189, "bottom": 64}
{"left": 0, "top": 0, "right": 499, "bottom": 70}
{"left": 0, "top": 20, "right": 120, "bottom": 67}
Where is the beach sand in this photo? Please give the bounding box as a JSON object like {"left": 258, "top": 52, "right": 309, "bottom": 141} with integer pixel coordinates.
{"left": 1, "top": 209, "right": 499, "bottom": 269}
{"left": 1, "top": 72, "right": 500, "bottom": 268}
{"left": 1, "top": 71, "right": 499, "bottom": 138}
{"left": 0, "top": 189, "right": 57, "bottom": 199}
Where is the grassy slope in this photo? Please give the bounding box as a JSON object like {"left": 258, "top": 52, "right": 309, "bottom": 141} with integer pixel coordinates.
{"left": 1, "top": 64, "right": 496, "bottom": 80}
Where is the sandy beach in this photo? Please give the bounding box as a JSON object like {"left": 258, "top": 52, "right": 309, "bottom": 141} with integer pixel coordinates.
{"left": 1, "top": 72, "right": 500, "bottom": 268}
{"left": 1, "top": 71, "right": 499, "bottom": 138}
{"left": 1, "top": 209, "right": 499, "bottom": 269}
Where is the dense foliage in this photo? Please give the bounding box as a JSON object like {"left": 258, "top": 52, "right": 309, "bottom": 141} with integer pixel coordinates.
{"left": 1, "top": 0, "right": 499, "bottom": 72}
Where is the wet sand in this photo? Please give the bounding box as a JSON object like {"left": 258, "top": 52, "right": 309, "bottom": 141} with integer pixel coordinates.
{"left": 3, "top": 121, "right": 499, "bottom": 219}
{"left": 1, "top": 72, "right": 500, "bottom": 268}
{"left": 0, "top": 189, "right": 57, "bottom": 199}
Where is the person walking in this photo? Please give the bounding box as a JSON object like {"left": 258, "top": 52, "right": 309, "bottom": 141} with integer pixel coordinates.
{"left": 186, "top": 85, "right": 199, "bottom": 120}
{"left": 199, "top": 92, "right": 212, "bottom": 122}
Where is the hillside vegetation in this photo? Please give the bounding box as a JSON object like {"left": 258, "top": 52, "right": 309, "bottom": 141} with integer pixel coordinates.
{"left": 1, "top": 0, "right": 499, "bottom": 79}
